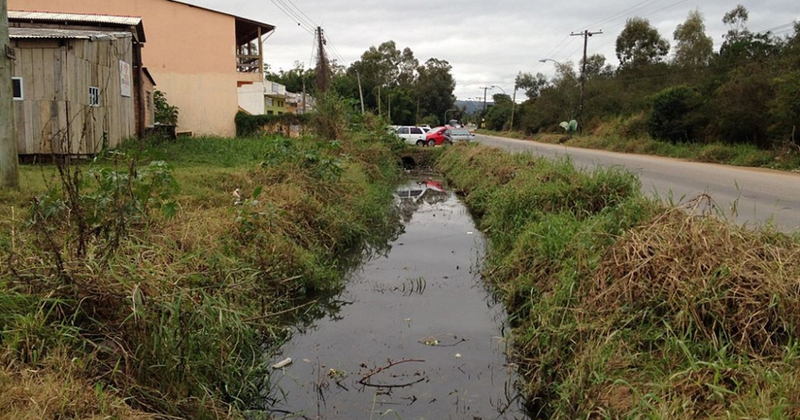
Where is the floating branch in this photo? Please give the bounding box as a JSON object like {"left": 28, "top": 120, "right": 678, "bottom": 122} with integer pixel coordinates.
{"left": 358, "top": 359, "right": 426, "bottom": 388}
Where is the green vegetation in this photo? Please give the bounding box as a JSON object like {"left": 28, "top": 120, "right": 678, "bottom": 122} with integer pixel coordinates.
{"left": 438, "top": 143, "right": 800, "bottom": 418}
{"left": 481, "top": 7, "right": 799, "bottom": 156}
{"left": 0, "top": 100, "right": 404, "bottom": 419}
{"left": 476, "top": 129, "right": 799, "bottom": 170}
{"left": 235, "top": 112, "right": 311, "bottom": 138}
{"left": 271, "top": 41, "right": 458, "bottom": 126}
{"left": 153, "top": 89, "right": 179, "bottom": 126}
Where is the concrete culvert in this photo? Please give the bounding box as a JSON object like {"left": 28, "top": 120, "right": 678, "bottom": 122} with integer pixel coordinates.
{"left": 401, "top": 156, "right": 416, "bottom": 170}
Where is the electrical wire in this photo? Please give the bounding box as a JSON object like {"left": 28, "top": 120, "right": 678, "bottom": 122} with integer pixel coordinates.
{"left": 573, "top": 0, "right": 664, "bottom": 33}
{"left": 285, "top": 0, "right": 318, "bottom": 28}
{"left": 274, "top": 0, "right": 315, "bottom": 30}
{"left": 267, "top": 0, "right": 314, "bottom": 35}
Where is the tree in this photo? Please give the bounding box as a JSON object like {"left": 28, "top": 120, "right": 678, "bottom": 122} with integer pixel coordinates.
{"left": 582, "top": 54, "right": 614, "bottom": 78}
{"left": 266, "top": 61, "right": 315, "bottom": 95}
{"left": 515, "top": 72, "right": 547, "bottom": 100}
{"left": 718, "top": 5, "right": 779, "bottom": 63}
{"left": 416, "top": 58, "right": 455, "bottom": 125}
{"left": 722, "top": 4, "right": 750, "bottom": 43}
{"left": 712, "top": 66, "right": 773, "bottom": 147}
{"left": 616, "top": 17, "right": 670, "bottom": 68}
{"left": 673, "top": 9, "right": 713, "bottom": 67}
{"left": 485, "top": 93, "right": 512, "bottom": 130}
{"left": 348, "top": 41, "right": 419, "bottom": 122}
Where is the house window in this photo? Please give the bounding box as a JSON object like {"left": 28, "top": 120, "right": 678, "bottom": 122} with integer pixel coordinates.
{"left": 89, "top": 86, "right": 100, "bottom": 107}
{"left": 12, "top": 77, "right": 23, "bottom": 100}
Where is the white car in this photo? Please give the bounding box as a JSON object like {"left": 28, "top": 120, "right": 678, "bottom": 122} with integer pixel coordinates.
{"left": 395, "top": 126, "right": 427, "bottom": 145}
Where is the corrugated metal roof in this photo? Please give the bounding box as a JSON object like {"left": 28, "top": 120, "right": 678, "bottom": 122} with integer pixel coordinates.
{"left": 8, "top": 11, "right": 142, "bottom": 26}
{"left": 10, "top": 27, "right": 133, "bottom": 40}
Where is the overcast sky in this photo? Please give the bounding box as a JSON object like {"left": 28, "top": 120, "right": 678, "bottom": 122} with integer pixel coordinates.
{"left": 195, "top": 0, "right": 797, "bottom": 100}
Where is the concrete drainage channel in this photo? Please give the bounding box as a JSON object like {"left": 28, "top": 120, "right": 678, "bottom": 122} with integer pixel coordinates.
{"left": 266, "top": 177, "right": 526, "bottom": 419}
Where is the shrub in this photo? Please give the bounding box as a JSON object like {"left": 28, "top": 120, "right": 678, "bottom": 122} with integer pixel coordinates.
{"left": 235, "top": 112, "right": 310, "bottom": 137}
{"left": 647, "top": 85, "right": 706, "bottom": 143}
{"left": 154, "top": 90, "right": 179, "bottom": 126}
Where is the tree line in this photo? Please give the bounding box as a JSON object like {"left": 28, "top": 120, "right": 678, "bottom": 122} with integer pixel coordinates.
{"left": 487, "top": 5, "right": 799, "bottom": 149}
{"left": 266, "top": 41, "right": 457, "bottom": 127}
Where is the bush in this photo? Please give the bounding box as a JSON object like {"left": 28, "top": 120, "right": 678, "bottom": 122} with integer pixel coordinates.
{"left": 647, "top": 85, "right": 706, "bottom": 143}
{"left": 154, "top": 89, "right": 179, "bottom": 126}
{"left": 235, "top": 112, "right": 310, "bottom": 137}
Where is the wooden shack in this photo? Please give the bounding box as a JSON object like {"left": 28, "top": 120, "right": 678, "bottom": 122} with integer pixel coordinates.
{"left": 8, "top": 12, "right": 147, "bottom": 157}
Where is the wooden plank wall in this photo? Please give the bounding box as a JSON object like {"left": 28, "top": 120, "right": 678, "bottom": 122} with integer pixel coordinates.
{"left": 12, "top": 36, "right": 135, "bottom": 156}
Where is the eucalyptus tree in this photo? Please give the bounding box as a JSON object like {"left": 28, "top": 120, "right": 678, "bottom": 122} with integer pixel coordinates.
{"left": 616, "top": 17, "right": 670, "bottom": 68}
{"left": 673, "top": 9, "right": 714, "bottom": 67}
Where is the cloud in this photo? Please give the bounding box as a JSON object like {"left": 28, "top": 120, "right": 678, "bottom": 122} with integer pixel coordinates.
{"left": 195, "top": 0, "right": 797, "bottom": 99}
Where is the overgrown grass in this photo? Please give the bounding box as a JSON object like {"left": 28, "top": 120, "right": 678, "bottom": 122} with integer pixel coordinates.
{"left": 476, "top": 127, "right": 800, "bottom": 170}
{"left": 0, "top": 106, "right": 405, "bottom": 418}
{"left": 438, "top": 143, "right": 800, "bottom": 418}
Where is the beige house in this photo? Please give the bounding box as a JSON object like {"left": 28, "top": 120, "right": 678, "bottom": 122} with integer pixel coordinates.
{"left": 10, "top": 0, "right": 275, "bottom": 137}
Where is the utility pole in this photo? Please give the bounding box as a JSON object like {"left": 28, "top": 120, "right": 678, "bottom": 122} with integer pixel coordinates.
{"left": 315, "top": 26, "right": 330, "bottom": 93}
{"left": 377, "top": 85, "right": 381, "bottom": 117}
{"left": 480, "top": 86, "right": 489, "bottom": 111}
{"left": 356, "top": 70, "right": 365, "bottom": 115}
{"left": 510, "top": 87, "right": 517, "bottom": 131}
{"left": 570, "top": 29, "right": 602, "bottom": 134}
{"left": 1, "top": 0, "right": 19, "bottom": 189}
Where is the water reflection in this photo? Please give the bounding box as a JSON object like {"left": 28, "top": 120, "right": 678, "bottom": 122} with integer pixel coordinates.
{"left": 265, "top": 177, "right": 526, "bottom": 419}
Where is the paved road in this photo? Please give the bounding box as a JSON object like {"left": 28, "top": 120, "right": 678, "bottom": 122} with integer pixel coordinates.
{"left": 475, "top": 133, "right": 800, "bottom": 233}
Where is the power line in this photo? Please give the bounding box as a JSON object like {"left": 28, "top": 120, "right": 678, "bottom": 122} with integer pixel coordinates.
{"left": 574, "top": 0, "right": 664, "bottom": 33}
{"left": 267, "top": 0, "right": 314, "bottom": 34}
{"left": 323, "top": 35, "right": 346, "bottom": 64}
{"left": 285, "top": 0, "right": 318, "bottom": 28}
{"left": 274, "top": 0, "right": 315, "bottom": 30}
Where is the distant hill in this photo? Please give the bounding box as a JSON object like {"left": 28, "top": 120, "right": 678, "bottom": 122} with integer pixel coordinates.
{"left": 455, "top": 100, "right": 492, "bottom": 115}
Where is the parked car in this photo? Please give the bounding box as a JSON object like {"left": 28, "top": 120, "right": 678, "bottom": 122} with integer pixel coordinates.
{"left": 449, "top": 128, "right": 474, "bottom": 142}
{"left": 395, "top": 126, "right": 427, "bottom": 145}
{"left": 423, "top": 126, "right": 454, "bottom": 147}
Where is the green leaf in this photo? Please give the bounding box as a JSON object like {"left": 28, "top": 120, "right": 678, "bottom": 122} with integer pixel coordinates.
{"left": 252, "top": 185, "right": 263, "bottom": 199}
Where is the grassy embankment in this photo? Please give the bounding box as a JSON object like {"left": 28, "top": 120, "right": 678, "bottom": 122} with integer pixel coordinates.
{"left": 438, "top": 143, "right": 800, "bottom": 418}
{"left": 0, "top": 109, "right": 405, "bottom": 419}
{"left": 476, "top": 118, "right": 800, "bottom": 171}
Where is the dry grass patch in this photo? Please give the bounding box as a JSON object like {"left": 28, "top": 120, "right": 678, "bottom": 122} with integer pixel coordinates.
{"left": 588, "top": 197, "right": 800, "bottom": 358}
{"left": 0, "top": 351, "right": 153, "bottom": 420}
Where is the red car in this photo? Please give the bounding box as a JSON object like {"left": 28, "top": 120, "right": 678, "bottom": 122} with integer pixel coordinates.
{"left": 420, "top": 126, "right": 453, "bottom": 147}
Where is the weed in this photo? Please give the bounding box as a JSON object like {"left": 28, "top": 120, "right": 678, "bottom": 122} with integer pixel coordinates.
{"left": 437, "top": 143, "right": 800, "bottom": 418}
{"left": 1, "top": 100, "right": 405, "bottom": 418}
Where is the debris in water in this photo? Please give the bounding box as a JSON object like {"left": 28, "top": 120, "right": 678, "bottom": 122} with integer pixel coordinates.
{"left": 455, "top": 353, "right": 462, "bottom": 359}
{"left": 272, "top": 357, "right": 292, "bottom": 369}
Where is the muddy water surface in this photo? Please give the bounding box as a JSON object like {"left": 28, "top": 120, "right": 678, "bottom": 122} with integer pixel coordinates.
{"left": 268, "top": 178, "right": 524, "bottom": 419}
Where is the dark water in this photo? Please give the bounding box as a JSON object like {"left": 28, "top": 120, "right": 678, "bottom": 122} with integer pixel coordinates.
{"left": 267, "top": 178, "right": 525, "bottom": 419}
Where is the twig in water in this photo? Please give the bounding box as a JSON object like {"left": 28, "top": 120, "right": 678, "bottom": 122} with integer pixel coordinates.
{"left": 359, "top": 359, "right": 426, "bottom": 388}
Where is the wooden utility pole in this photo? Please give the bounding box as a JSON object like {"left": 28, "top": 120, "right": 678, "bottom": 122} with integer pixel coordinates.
{"left": 1, "top": 0, "right": 19, "bottom": 189}
{"left": 356, "top": 70, "right": 365, "bottom": 115}
{"left": 315, "top": 27, "right": 330, "bottom": 93}
{"left": 570, "top": 29, "right": 602, "bottom": 134}
{"left": 510, "top": 87, "right": 517, "bottom": 130}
